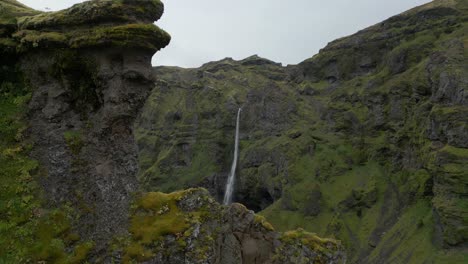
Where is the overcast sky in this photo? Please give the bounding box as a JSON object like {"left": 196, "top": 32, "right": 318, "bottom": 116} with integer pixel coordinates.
{"left": 20, "top": 0, "right": 431, "bottom": 68}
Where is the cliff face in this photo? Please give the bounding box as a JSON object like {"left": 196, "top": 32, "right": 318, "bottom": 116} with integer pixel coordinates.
{"left": 136, "top": 0, "right": 468, "bottom": 263}
{"left": 1, "top": 0, "right": 171, "bottom": 261}
{"left": 20, "top": 0, "right": 170, "bottom": 247}
{"left": 0, "top": 0, "right": 345, "bottom": 263}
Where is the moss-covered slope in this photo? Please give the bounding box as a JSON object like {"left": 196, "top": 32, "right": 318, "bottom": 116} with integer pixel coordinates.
{"left": 0, "top": 0, "right": 39, "bottom": 25}
{"left": 137, "top": 0, "right": 468, "bottom": 262}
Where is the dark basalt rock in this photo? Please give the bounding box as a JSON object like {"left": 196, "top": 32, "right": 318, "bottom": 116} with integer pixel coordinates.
{"left": 24, "top": 48, "right": 155, "bottom": 247}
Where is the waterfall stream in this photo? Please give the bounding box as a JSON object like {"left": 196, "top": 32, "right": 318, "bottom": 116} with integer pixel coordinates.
{"left": 223, "top": 108, "right": 241, "bottom": 205}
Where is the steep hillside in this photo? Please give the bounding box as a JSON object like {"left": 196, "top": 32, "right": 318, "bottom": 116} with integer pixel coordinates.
{"left": 136, "top": 0, "right": 468, "bottom": 262}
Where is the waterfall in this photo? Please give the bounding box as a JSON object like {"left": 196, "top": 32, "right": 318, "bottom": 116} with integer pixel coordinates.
{"left": 223, "top": 108, "right": 241, "bottom": 205}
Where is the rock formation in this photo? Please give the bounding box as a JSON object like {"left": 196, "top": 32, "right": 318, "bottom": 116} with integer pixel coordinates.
{"left": 13, "top": 0, "right": 170, "bottom": 249}
{"left": 118, "top": 188, "right": 345, "bottom": 263}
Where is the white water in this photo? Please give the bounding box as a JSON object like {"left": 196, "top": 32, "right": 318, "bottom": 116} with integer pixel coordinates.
{"left": 223, "top": 108, "right": 241, "bottom": 205}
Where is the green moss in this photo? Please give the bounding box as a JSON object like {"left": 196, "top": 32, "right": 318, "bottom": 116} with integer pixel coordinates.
{"left": 440, "top": 145, "right": 468, "bottom": 158}
{"left": 366, "top": 200, "right": 468, "bottom": 263}
{"left": 18, "top": 0, "right": 163, "bottom": 30}
{"left": 130, "top": 191, "right": 189, "bottom": 244}
{"left": 140, "top": 138, "right": 221, "bottom": 192}
{"left": 65, "top": 232, "right": 81, "bottom": 243}
{"left": 123, "top": 242, "right": 155, "bottom": 263}
{"left": 64, "top": 131, "right": 83, "bottom": 155}
{"left": 10, "top": 0, "right": 170, "bottom": 53}
{"left": 389, "top": 33, "right": 437, "bottom": 68}
{"left": 262, "top": 160, "right": 387, "bottom": 260}
{"left": 254, "top": 214, "right": 275, "bottom": 231}
{"left": 282, "top": 228, "right": 335, "bottom": 244}
{"left": 123, "top": 190, "right": 209, "bottom": 262}
{"left": 279, "top": 228, "right": 342, "bottom": 258}
{"left": 0, "top": 77, "right": 42, "bottom": 263}
{"left": 14, "top": 30, "right": 67, "bottom": 51}
{"left": 69, "top": 24, "right": 171, "bottom": 51}
{"left": 0, "top": 52, "right": 95, "bottom": 264}
{"left": 69, "top": 242, "right": 94, "bottom": 264}
{"left": 115, "top": 189, "right": 219, "bottom": 263}
{"left": 0, "top": 0, "right": 40, "bottom": 25}
{"left": 30, "top": 209, "right": 71, "bottom": 262}
{"left": 431, "top": 105, "right": 468, "bottom": 116}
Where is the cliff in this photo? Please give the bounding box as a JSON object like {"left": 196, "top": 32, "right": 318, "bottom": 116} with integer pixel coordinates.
{"left": 136, "top": 0, "right": 468, "bottom": 263}
{"left": 0, "top": 0, "right": 345, "bottom": 263}
{"left": 1, "top": 0, "right": 171, "bottom": 261}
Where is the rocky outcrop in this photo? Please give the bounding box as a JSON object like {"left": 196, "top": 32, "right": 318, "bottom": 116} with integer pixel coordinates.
{"left": 1, "top": 0, "right": 170, "bottom": 258}
{"left": 112, "top": 188, "right": 345, "bottom": 264}
{"left": 20, "top": 0, "right": 170, "bottom": 248}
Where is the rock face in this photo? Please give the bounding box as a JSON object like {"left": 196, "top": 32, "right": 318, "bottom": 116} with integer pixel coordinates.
{"left": 23, "top": 49, "right": 154, "bottom": 246}
{"left": 1, "top": 0, "right": 170, "bottom": 260}
{"left": 19, "top": 0, "right": 170, "bottom": 247}
{"left": 136, "top": 0, "right": 468, "bottom": 263}
{"left": 113, "top": 188, "right": 345, "bottom": 264}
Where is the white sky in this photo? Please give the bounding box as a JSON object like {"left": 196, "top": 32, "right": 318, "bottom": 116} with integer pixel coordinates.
{"left": 19, "top": 0, "right": 432, "bottom": 68}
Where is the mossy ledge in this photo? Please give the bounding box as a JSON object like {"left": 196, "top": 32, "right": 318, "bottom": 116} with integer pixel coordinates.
{"left": 17, "top": 0, "right": 164, "bottom": 29}
{"left": 1, "top": 0, "right": 171, "bottom": 53}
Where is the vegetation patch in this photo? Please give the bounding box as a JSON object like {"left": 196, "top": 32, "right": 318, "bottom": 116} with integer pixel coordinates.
{"left": 0, "top": 94, "right": 93, "bottom": 262}
{"left": 254, "top": 214, "right": 275, "bottom": 231}
{"left": 122, "top": 189, "right": 214, "bottom": 263}
{"left": 64, "top": 131, "right": 83, "bottom": 156}
{"left": 69, "top": 24, "right": 171, "bottom": 51}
